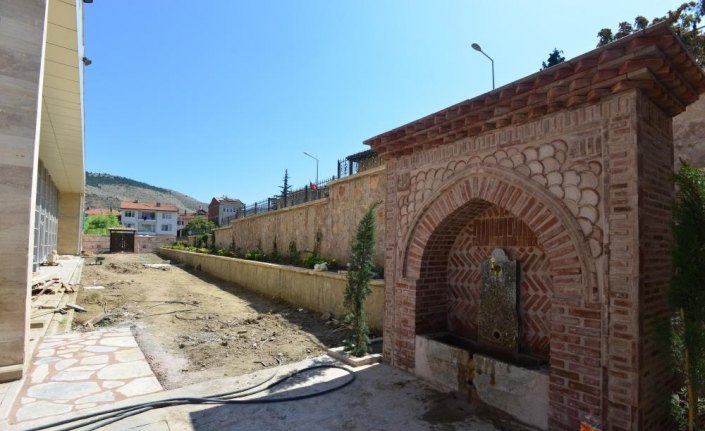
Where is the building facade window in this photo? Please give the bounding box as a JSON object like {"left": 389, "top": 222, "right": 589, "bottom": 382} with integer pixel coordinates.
{"left": 161, "top": 224, "right": 170, "bottom": 232}
{"left": 162, "top": 213, "right": 172, "bottom": 219}
{"left": 124, "top": 210, "right": 135, "bottom": 218}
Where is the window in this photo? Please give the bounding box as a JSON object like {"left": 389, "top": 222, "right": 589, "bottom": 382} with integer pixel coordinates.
{"left": 161, "top": 224, "right": 170, "bottom": 232}
{"left": 125, "top": 223, "right": 134, "bottom": 228}
{"left": 162, "top": 213, "right": 172, "bottom": 219}
{"left": 141, "top": 211, "right": 156, "bottom": 220}
{"left": 124, "top": 211, "right": 135, "bottom": 218}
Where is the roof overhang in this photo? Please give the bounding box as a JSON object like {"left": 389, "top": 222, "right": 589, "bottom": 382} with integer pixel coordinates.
{"left": 365, "top": 22, "right": 705, "bottom": 158}
{"left": 39, "top": 0, "right": 85, "bottom": 194}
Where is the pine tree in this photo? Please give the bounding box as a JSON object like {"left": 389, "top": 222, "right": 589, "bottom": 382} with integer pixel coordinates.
{"left": 670, "top": 163, "right": 705, "bottom": 430}
{"left": 279, "top": 169, "right": 291, "bottom": 207}
{"left": 541, "top": 48, "right": 565, "bottom": 69}
{"left": 344, "top": 202, "right": 380, "bottom": 357}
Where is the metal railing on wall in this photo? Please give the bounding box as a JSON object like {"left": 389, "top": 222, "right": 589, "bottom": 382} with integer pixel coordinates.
{"left": 223, "top": 175, "right": 335, "bottom": 225}
{"left": 222, "top": 149, "right": 383, "bottom": 225}
{"left": 337, "top": 150, "right": 382, "bottom": 179}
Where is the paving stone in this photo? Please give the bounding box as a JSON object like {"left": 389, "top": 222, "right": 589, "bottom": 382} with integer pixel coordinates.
{"left": 104, "top": 329, "right": 132, "bottom": 336}
{"left": 115, "top": 348, "right": 146, "bottom": 363}
{"left": 116, "top": 376, "right": 162, "bottom": 397}
{"left": 85, "top": 345, "right": 119, "bottom": 353}
{"left": 33, "top": 357, "right": 60, "bottom": 365}
{"left": 31, "top": 364, "right": 49, "bottom": 384}
{"left": 81, "top": 355, "right": 109, "bottom": 365}
{"left": 99, "top": 336, "right": 138, "bottom": 347}
{"left": 15, "top": 400, "right": 73, "bottom": 422}
{"left": 35, "top": 349, "right": 55, "bottom": 358}
{"left": 55, "top": 359, "right": 78, "bottom": 371}
{"left": 102, "top": 380, "right": 125, "bottom": 389}
{"left": 51, "top": 370, "right": 96, "bottom": 382}
{"left": 75, "top": 391, "right": 115, "bottom": 404}
{"left": 27, "top": 381, "right": 101, "bottom": 400}
{"left": 66, "top": 364, "right": 106, "bottom": 372}
{"left": 97, "top": 361, "right": 153, "bottom": 380}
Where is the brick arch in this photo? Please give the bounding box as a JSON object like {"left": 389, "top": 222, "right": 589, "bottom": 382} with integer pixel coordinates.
{"left": 401, "top": 166, "right": 595, "bottom": 299}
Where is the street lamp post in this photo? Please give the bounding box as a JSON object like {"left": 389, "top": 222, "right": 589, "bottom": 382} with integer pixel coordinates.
{"left": 471, "top": 42, "right": 495, "bottom": 90}
{"left": 303, "top": 151, "right": 319, "bottom": 185}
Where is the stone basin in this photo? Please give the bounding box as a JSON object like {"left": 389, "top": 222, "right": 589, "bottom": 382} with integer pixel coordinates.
{"left": 415, "top": 333, "right": 549, "bottom": 430}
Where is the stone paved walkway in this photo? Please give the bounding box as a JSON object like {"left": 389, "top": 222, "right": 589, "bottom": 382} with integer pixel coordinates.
{"left": 9, "top": 327, "right": 162, "bottom": 425}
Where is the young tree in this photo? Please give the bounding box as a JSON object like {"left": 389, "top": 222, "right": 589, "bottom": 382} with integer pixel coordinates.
{"left": 280, "top": 169, "right": 292, "bottom": 207}
{"left": 541, "top": 48, "right": 565, "bottom": 69}
{"left": 670, "top": 163, "right": 705, "bottom": 430}
{"left": 344, "top": 202, "right": 380, "bottom": 357}
{"left": 184, "top": 215, "right": 216, "bottom": 234}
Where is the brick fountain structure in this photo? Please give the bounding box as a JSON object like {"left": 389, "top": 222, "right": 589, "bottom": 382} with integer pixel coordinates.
{"left": 366, "top": 23, "right": 705, "bottom": 430}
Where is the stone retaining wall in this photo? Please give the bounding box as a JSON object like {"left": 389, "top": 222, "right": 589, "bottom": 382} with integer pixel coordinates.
{"left": 160, "top": 248, "right": 384, "bottom": 331}
{"left": 214, "top": 166, "right": 385, "bottom": 267}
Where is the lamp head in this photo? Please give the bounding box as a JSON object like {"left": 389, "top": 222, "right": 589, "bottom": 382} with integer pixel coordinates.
{"left": 471, "top": 43, "right": 482, "bottom": 52}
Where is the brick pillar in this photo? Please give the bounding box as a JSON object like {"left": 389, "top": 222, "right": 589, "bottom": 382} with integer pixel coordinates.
{"left": 0, "top": 0, "right": 47, "bottom": 382}
{"left": 635, "top": 93, "right": 674, "bottom": 430}
{"left": 603, "top": 90, "right": 674, "bottom": 429}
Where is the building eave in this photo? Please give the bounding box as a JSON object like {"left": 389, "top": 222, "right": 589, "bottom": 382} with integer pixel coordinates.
{"left": 365, "top": 22, "right": 705, "bottom": 158}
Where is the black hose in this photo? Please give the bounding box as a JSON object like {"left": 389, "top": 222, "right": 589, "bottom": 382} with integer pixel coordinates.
{"left": 22, "top": 362, "right": 355, "bottom": 431}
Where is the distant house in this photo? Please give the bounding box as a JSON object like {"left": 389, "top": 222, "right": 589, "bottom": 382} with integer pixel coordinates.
{"left": 208, "top": 197, "right": 244, "bottom": 227}
{"left": 177, "top": 208, "right": 207, "bottom": 237}
{"left": 120, "top": 200, "right": 178, "bottom": 236}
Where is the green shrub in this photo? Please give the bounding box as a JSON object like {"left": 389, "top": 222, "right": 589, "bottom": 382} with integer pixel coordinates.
{"left": 287, "top": 241, "right": 301, "bottom": 265}
{"left": 84, "top": 214, "right": 120, "bottom": 235}
{"left": 303, "top": 253, "right": 326, "bottom": 269}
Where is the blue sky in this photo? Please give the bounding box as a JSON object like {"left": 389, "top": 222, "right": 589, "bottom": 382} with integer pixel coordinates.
{"left": 84, "top": 1, "right": 671, "bottom": 205}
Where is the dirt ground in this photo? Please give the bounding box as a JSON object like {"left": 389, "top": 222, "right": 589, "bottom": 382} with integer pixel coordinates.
{"left": 74, "top": 253, "right": 353, "bottom": 389}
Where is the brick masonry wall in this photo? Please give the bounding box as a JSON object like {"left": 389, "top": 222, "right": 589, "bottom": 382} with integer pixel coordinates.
{"left": 447, "top": 206, "right": 551, "bottom": 358}
{"left": 216, "top": 167, "right": 385, "bottom": 267}
{"left": 82, "top": 235, "right": 110, "bottom": 254}
{"left": 636, "top": 93, "right": 674, "bottom": 430}
{"left": 379, "top": 91, "right": 672, "bottom": 430}
{"left": 82, "top": 235, "right": 175, "bottom": 253}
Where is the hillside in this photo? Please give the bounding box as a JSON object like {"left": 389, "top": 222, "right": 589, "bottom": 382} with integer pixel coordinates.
{"left": 85, "top": 173, "right": 207, "bottom": 212}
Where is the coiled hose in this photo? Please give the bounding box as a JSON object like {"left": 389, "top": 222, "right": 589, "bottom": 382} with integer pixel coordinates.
{"left": 23, "top": 361, "right": 355, "bottom": 431}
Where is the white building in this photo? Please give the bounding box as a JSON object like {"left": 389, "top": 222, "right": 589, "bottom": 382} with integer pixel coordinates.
{"left": 120, "top": 201, "right": 178, "bottom": 236}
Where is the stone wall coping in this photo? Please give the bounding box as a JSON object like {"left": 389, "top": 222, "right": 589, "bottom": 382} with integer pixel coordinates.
{"left": 160, "top": 247, "right": 384, "bottom": 287}
{"left": 227, "top": 198, "right": 329, "bottom": 224}
{"left": 328, "top": 165, "right": 386, "bottom": 187}
{"left": 366, "top": 22, "right": 705, "bottom": 158}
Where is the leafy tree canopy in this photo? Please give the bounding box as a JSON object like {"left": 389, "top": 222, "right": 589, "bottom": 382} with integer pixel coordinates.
{"left": 597, "top": 1, "right": 704, "bottom": 65}
{"left": 84, "top": 214, "right": 120, "bottom": 234}
{"left": 184, "top": 215, "right": 216, "bottom": 233}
